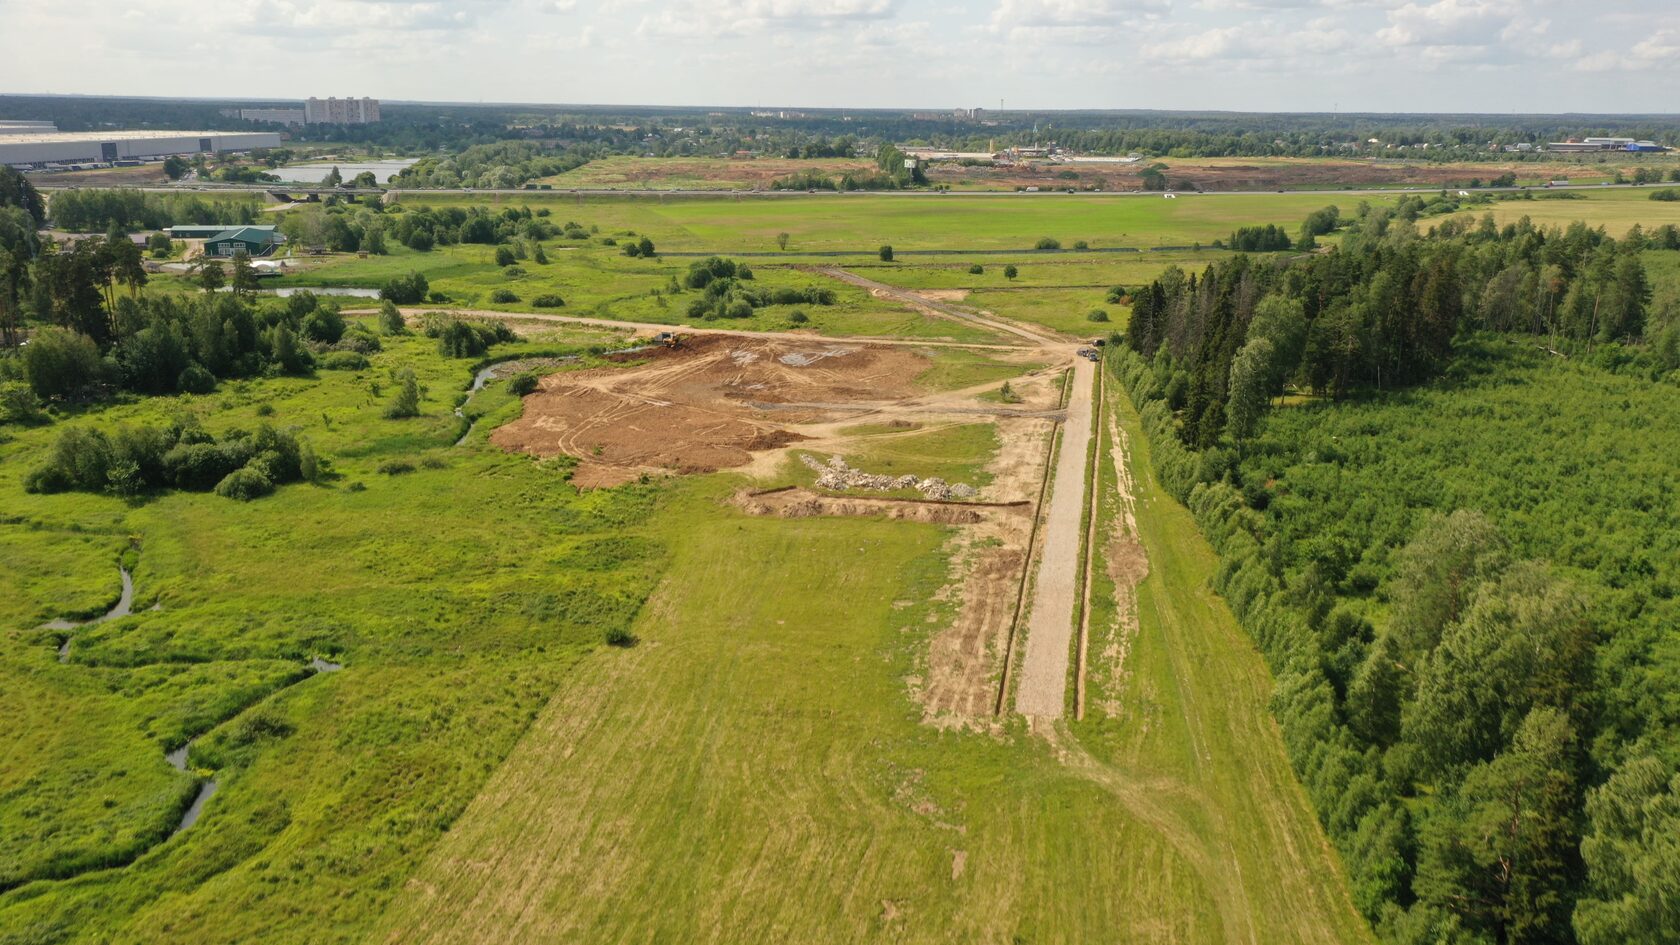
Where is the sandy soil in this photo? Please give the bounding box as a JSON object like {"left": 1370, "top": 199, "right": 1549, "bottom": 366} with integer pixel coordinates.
{"left": 545, "top": 156, "right": 876, "bottom": 190}
{"left": 927, "top": 156, "right": 1589, "bottom": 193}
{"left": 1094, "top": 410, "right": 1148, "bottom": 720}
{"left": 490, "top": 335, "right": 928, "bottom": 486}
{"left": 912, "top": 411, "right": 1052, "bottom": 726}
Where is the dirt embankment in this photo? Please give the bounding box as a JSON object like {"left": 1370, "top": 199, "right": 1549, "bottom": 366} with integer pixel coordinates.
{"left": 927, "top": 158, "right": 1559, "bottom": 193}
{"left": 490, "top": 335, "right": 929, "bottom": 488}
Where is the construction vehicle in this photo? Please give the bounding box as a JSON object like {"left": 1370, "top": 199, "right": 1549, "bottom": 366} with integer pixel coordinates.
{"left": 653, "top": 331, "right": 682, "bottom": 349}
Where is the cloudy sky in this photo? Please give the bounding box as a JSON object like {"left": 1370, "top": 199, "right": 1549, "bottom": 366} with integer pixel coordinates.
{"left": 2, "top": 0, "right": 1676, "bottom": 112}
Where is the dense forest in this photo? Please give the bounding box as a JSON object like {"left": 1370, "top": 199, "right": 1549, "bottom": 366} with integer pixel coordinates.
{"left": 46, "top": 190, "right": 262, "bottom": 233}
{"left": 6, "top": 94, "right": 1678, "bottom": 167}
{"left": 1112, "top": 206, "right": 1680, "bottom": 944}
{"left": 1126, "top": 202, "right": 1675, "bottom": 454}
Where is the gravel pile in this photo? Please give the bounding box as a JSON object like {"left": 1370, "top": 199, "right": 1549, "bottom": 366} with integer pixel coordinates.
{"left": 802, "top": 454, "right": 978, "bottom": 501}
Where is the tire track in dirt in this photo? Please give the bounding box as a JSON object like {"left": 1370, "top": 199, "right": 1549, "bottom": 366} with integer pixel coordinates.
{"left": 808, "top": 268, "right": 1062, "bottom": 345}
{"left": 1041, "top": 722, "right": 1258, "bottom": 945}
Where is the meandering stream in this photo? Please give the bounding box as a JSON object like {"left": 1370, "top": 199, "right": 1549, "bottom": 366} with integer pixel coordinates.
{"left": 453, "top": 357, "right": 577, "bottom": 446}
{"left": 43, "top": 566, "right": 133, "bottom": 661}
{"left": 39, "top": 565, "right": 343, "bottom": 854}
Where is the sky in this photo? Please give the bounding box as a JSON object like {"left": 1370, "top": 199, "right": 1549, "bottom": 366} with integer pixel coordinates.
{"left": 1, "top": 0, "right": 1677, "bottom": 113}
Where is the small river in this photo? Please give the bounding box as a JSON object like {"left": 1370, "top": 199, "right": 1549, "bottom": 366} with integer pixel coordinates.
{"left": 214, "top": 286, "right": 382, "bottom": 299}
{"left": 267, "top": 160, "right": 418, "bottom": 184}
{"left": 40, "top": 564, "right": 343, "bottom": 852}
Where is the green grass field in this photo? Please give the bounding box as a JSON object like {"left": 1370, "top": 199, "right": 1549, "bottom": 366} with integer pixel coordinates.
{"left": 1443, "top": 188, "right": 1680, "bottom": 236}
{"left": 371, "top": 463, "right": 1373, "bottom": 944}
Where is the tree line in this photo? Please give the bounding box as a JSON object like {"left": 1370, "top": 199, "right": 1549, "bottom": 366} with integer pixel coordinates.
{"left": 1126, "top": 203, "right": 1665, "bottom": 454}
{"left": 46, "top": 189, "right": 262, "bottom": 233}
{"left": 1109, "top": 207, "right": 1679, "bottom": 945}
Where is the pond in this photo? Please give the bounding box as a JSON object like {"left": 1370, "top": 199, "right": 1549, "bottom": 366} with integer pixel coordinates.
{"left": 215, "top": 286, "right": 382, "bottom": 298}
{"left": 268, "top": 160, "right": 418, "bottom": 185}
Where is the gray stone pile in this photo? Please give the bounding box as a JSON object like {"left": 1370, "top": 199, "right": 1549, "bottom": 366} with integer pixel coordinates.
{"left": 802, "top": 454, "right": 977, "bottom": 501}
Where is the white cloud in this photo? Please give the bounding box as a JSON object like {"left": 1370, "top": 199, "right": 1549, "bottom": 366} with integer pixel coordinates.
{"left": 1376, "top": 0, "right": 1517, "bottom": 47}
{"left": 639, "top": 0, "right": 898, "bottom": 38}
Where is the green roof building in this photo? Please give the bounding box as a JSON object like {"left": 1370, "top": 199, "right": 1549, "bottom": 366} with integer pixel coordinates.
{"left": 203, "top": 226, "right": 280, "bottom": 257}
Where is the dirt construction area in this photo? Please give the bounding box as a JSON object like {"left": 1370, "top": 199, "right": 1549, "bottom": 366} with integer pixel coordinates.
{"left": 491, "top": 335, "right": 930, "bottom": 488}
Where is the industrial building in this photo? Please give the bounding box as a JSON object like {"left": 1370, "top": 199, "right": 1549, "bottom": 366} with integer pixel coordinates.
{"left": 0, "top": 120, "right": 57, "bottom": 136}
{"left": 0, "top": 130, "right": 281, "bottom": 168}
{"left": 166, "top": 224, "right": 282, "bottom": 257}
{"left": 232, "top": 98, "right": 380, "bottom": 126}
{"left": 238, "top": 108, "right": 307, "bottom": 126}
{"left": 1546, "top": 136, "right": 1671, "bottom": 153}
{"left": 304, "top": 97, "right": 380, "bottom": 125}
{"left": 203, "top": 226, "right": 281, "bottom": 257}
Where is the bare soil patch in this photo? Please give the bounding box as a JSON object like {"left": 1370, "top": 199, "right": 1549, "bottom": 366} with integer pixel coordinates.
{"left": 490, "top": 335, "right": 928, "bottom": 486}
{"left": 913, "top": 414, "right": 1051, "bottom": 727}
{"left": 1095, "top": 413, "right": 1149, "bottom": 720}
{"left": 735, "top": 487, "right": 1027, "bottom": 526}
{"left": 547, "top": 156, "right": 876, "bottom": 190}
{"left": 927, "top": 157, "right": 1560, "bottom": 193}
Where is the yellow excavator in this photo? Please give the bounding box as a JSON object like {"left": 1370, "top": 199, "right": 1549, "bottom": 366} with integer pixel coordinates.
{"left": 654, "top": 331, "right": 683, "bottom": 349}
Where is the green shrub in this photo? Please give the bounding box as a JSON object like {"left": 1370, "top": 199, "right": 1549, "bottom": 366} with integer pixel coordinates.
{"left": 507, "top": 373, "right": 539, "bottom": 396}
{"left": 1087, "top": 309, "right": 1110, "bottom": 323}
{"left": 377, "top": 459, "right": 415, "bottom": 476}
{"left": 320, "top": 351, "right": 370, "bottom": 371}
{"left": 502, "top": 266, "right": 526, "bottom": 279}
{"left": 0, "top": 381, "right": 44, "bottom": 424}
{"left": 788, "top": 310, "right": 809, "bottom": 324}
{"left": 177, "top": 362, "right": 217, "bottom": 394}
{"left": 1650, "top": 189, "right": 1680, "bottom": 202}
{"left": 301, "top": 306, "right": 346, "bottom": 344}
{"left": 213, "top": 466, "right": 273, "bottom": 501}
{"left": 1004, "top": 265, "right": 1018, "bottom": 279}
{"left": 604, "top": 627, "right": 638, "bottom": 648}
{"left": 494, "top": 246, "right": 516, "bottom": 266}
{"left": 968, "top": 264, "right": 984, "bottom": 274}
{"left": 531, "top": 294, "right": 565, "bottom": 308}
{"left": 1035, "top": 237, "right": 1061, "bottom": 250}
{"left": 1073, "top": 240, "right": 1089, "bottom": 250}
{"left": 378, "top": 299, "right": 407, "bottom": 335}
{"left": 331, "top": 323, "right": 382, "bottom": 354}
{"left": 379, "top": 272, "right": 429, "bottom": 305}
{"left": 23, "top": 328, "right": 103, "bottom": 400}
{"left": 384, "top": 368, "right": 422, "bottom": 418}
{"left": 878, "top": 244, "right": 894, "bottom": 262}
{"left": 434, "top": 319, "right": 514, "bottom": 358}
{"left": 489, "top": 289, "right": 518, "bottom": 304}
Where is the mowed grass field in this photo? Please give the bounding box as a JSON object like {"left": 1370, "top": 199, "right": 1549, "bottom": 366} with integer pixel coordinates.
{"left": 396, "top": 191, "right": 1348, "bottom": 252}
{"left": 1442, "top": 188, "right": 1680, "bottom": 236}
{"left": 396, "top": 188, "right": 1680, "bottom": 252}
{"left": 372, "top": 465, "right": 1374, "bottom": 944}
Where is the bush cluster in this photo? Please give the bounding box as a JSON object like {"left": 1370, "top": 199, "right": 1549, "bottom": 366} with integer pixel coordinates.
{"left": 423, "top": 316, "right": 517, "bottom": 358}
{"left": 26, "top": 419, "right": 308, "bottom": 501}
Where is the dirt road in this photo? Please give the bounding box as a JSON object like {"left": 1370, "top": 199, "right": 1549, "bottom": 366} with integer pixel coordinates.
{"left": 810, "top": 267, "right": 1063, "bottom": 346}
{"left": 1013, "top": 356, "right": 1096, "bottom": 718}
{"left": 347, "top": 306, "right": 1035, "bottom": 352}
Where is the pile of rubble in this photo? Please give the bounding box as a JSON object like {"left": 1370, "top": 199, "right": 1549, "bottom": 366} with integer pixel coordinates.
{"left": 802, "top": 454, "right": 978, "bottom": 501}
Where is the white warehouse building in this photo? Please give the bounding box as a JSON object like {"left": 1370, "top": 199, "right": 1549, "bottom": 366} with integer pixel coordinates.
{"left": 0, "top": 130, "right": 281, "bottom": 167}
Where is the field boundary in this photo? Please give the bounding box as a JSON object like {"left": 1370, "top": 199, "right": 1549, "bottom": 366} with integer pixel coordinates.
{"left": 1073, "top": 361, "right": 1105, "bottom": 721}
